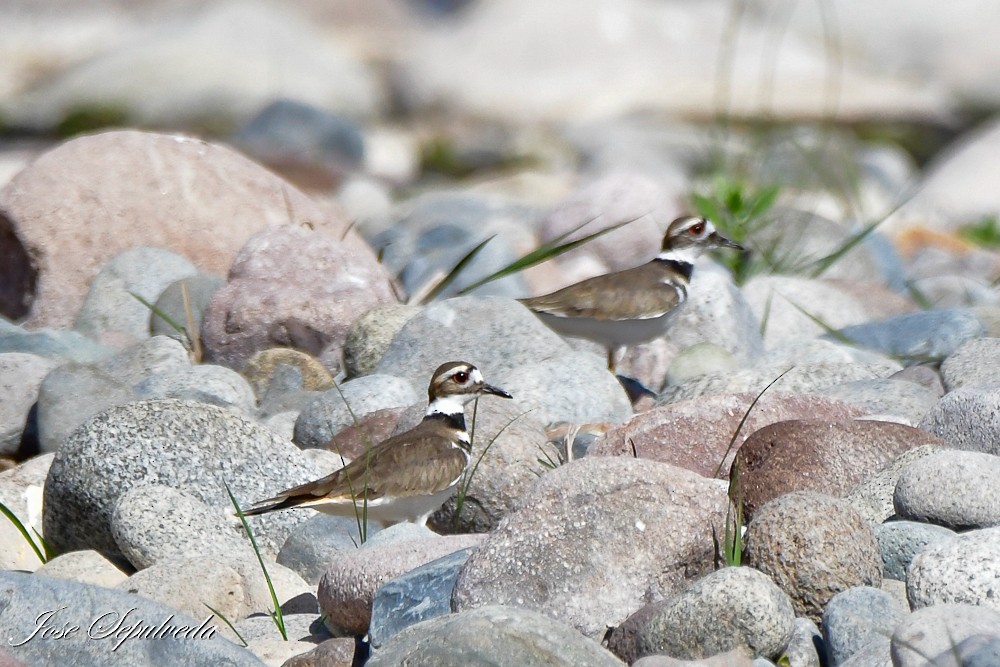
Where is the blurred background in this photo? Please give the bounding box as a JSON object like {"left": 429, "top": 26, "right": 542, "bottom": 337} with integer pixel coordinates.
{"left": 3, "top": 0, "right": 1000, "bottom": 293}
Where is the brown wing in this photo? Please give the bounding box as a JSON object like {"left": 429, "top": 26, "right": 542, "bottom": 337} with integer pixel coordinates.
{"left": 243, "top": 428, "right": 468, "bottom": 515}
{"left": 520, "top": 263, "right": 685, "bottom": 320}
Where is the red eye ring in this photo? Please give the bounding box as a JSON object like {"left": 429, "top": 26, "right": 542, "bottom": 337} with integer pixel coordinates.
{"left": 454, "top": 371, "right": 469, "bottom": 383}
{"left": 689, "top": 222, "right": 706, "bottom": 235}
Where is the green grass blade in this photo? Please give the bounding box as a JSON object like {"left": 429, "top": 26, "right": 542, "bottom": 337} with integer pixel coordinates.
{"left": 712, "top": 366, "right": 794, "bottom": 479}
{"left": 204, "top": 604, "right": 248, "bottom": 647}
{"left": 129, "top": 291, "right": 186, "bottom": 337}
{"left": 808, "top": 219, "right": 881, "bottom": 278}
{"left": 327, "top": 378, "right": 372, "bottom": 545}
{"left": 746, "top": 184, "right": 780, "bottom": 220}
{"left": 418, "top": 234, "right": 497, "bottom": 304}
{"left": 456, "top": 215, "right": 642, "bottom": 297}
{"left": 0, "top": 500, "right": 47, "bottom": 564}
{"left": 225, "top": 482, "right": 287, "bottom": 641}
{"left": 782, "top": 298, "right": 861, "bottom": 347}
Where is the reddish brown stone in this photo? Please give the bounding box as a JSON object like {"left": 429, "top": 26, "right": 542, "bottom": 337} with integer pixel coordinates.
{"left": 588, "top": 392, "right": 866, "bottom": 479}
{"left": 736, "top": 419, "right": 947, "bottom": 519}
{"left": 0, "top": 130, "right": 368, "bottom": 328}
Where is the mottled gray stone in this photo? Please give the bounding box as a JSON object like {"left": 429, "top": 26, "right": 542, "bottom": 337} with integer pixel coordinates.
{"left": 829, "top": 308, "right": 984, "bottom": 360}
{"left": 73, "top": 246, "right": 197, "bottom": 346}
{"left": 374, "top": 296, "right": 631, "bottom": 426}
{"left": 783, "top": 617, "right": 822, "bottom": 667}
{"left": 293, "top": 374, "right": 417, "bottom": 449}
{"left": 34, "top": 550, "right": 128, "bottom": 589}
{"left": 150, "top": 273, "right": 226, "bottom": 340}
{"left": 367, "top": 605, "right": 624, "bottom": 667}
{"left": 745, "top": 492, "right": 881, "bottom": 623}
{"left": 820, "top": 586, "right": 905, "bottom": 666}
{"left": 97, "top": 336, "right": 191, "bottom": 386}
{"left": 894, "top": 450, "right": 1000, "bottom": 529}
{"left": 134, "top": 364, "right": 257, "bottom": 414}
{"left": 453, "top": 457, "right": 727, "bottom": 639}
{"left": 940, "top": 337, "right": 1000, "bottom": 391}
{"left": 907, "top": 526, "right": 1000, "bottom": 611}
{"left": 44, "top": 399, "right": 320, "bottom": 558}
{"left": 874, "top": 521, "right": 956, "bottom": 580}
{"left": 892, "top": 604, "right": 1000, "bottom": 667}
{"left": 342, "top": 304, "right": 421, "bottom": 377}
{"left": 660, "top": 360, "right": 900, "bottom": 404}
{"left": 0, "top": 571, "right": 265, "bottom": 666}
{"left": 369, "top": 548, "right": 474, "bottom": 649}
{"left": 817, "top": 377, "right": 940, "bottom": 424}
{"left": 36, "top": 362, "right": 135, "bottom": 453}
{"left": 919, "top": 384, "right": 1000, "bottom": 455}
{"left": 845, "top": 446, "right": 942, "bottom": 524}
{"left": 632, "top": 567, "right": 795, "bottom": 661}
{"left": 0, "top": 353, "right": 57, "bottom": 455}
{"left": 837, "top": 639, "right": 892, "bottom": 667}
{"left": 277, "top": 514, "right": 373, "bottom": 585}
{"left": 235, "top": 612, "right": 328, "bottom": 644}
{"left": 111, "top": 484, "right": 255, "bottom": 569}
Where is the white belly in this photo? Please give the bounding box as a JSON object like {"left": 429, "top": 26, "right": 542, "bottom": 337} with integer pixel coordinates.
{"left": 535, "top": 309, "right": 679, "bottom": 349}
{"left": 310, "top": 486, "right": 457, "bottom": 527}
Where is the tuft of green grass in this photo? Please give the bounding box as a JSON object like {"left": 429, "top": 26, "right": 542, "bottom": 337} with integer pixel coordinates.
{"left": 56, "top": 104, "right": 129, "bottom": 137}
{"left": 958, "top": 215, "right": 1000, "bottom": 248}
{"left": 204, "top": 604, "right": 248, "bottom": 647}
{"left": 131, "top": 284, "right": 202, "bottom": 362}
{"left": 225, "top": 482, "right": 287, "bottom": 641}
{"left": 326, "top": 378, "right": 374, "bottom": 546}
{"left": 0, "top": 499, "right": 53, "bottom": 564}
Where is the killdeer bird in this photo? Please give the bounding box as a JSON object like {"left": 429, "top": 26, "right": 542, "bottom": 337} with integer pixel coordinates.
{"left": 519, "top": 216, "right": 742, "bottom": 371}
{"left": 243, "top": 362, "right": 511, "bottom": 526}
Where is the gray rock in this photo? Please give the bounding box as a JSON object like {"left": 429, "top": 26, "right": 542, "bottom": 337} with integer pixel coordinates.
{"left": 369, "top": 548, "right": 475, "bottom": 649}
{"left": 319, "top": 533, "right": 482, "bottom": 634}
{"left": 941, "top": 337, "right": 1000, "bottom": 392}
{"left": 761, "top": 339, "right": 899, "bottom": 368}
{"left": 280, "top": 637, "right": 356, "bottom": 667}
{"left": 110, "top": 484, "right": 255, "bottom": 569}
{"left": 631, "top": 652, "right": 754, "bottom": 667}
{"left": 367, "top": 605, "right": 624, "bottom": 667}
{"left": 5, "top": 1, "right": 381, "bottom": 130}
{"left": 783, "top": 617, "right": 822, "bottom": 667}
{"left": 342, "top": 304, "right": 420, "bottom": 377}
{"left": 360, "top": 522, "right": 437, "bottom": 550}
{"left": 73, "top": 246, "right": 197, "bottom": 347}
{"left": 277, "top": 514, "right": 373, "bottom": 585}
{"left": 874, "top": 521, "right": 956, "bottom": 580}
{"left": 134, "top": 364, "right": 257, "bottom": 414}
{"left": 631, "top": 567, "right": 795, "bottom": 661}
{"left": 453, "top": 457, "right": 728, "bottom": 639}
{"left": 373, "top": 296, "right": 632, "bottom": 425}
{"left": 97, "top": 336, "right": 191, "bottom": 387}
{"left": 817, "top": 377, "right": 940, "bottom": 424}
{"left": 892, "top": 604, "right": 1000, "bottom": 667}
{"left": 0, "top": 353, "right": 57, "bottom": 455}
{"left": 837, "top": 639, "right": 892, "bottom": 667}
{"left": 243, "top": 348, "right": 333, "bottom": 409}
{"left": 745, "top": 492, "right": 882, "bottom": 623}
{"left": 44, "top": 399, "right": 320, "bottom": 557}
{"left": 907, "top": 526, "right": 1000, "bottom": 611}
{"left": 293, "top": 375, "right": 417, "bottom": 449}
{"left": 660, "top": 360, "right": 901, "bottom": 404}
{"left": 235, "top": 612, "right": 328, "bottom": 644}
{"left": 742, "top": 275, "right": 871, "bottom": 348}
{"left": 669, "top": 266, "right": 764, "bottom": 366}
{"left": 829, "top": 308, "right": 985, "bottom": 361}
{"left": 665, "top": 342, "right": 739, "bottom": 386}
{"left": 34, "top": 550, "right": 128, "bottom": 589}
{"left": 820, "top": 586, "right": 906, "bottom": 665}
{"left": 233, "top": 98, "right": 365, "bottom": 176}
{"left": 150, "top": 273, "right": 225, "bottom": 340}
{"left": 0, "top": 571, "right": 264, "bottom": 666}
{"left": 894, "top": 450, "right": 1000, "bottom": 529}
{"left": 845, "top": 446, "right": 942, "bottom": 524}
{"left": 0, "top": 325, "right": 113, "bottom": 363}
{"left": 919, "top": 384, "right": 1000, "bottom": 455}
{"left": 36, "top": 362, "right": 135, "bottom": 453}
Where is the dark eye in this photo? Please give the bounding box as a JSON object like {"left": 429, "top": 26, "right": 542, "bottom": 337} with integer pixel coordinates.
{"left": 454, "top": 371, "right": 469, "bottom": 383}
{"left": 689, "top": 222, "right": 705, "bottom": 236}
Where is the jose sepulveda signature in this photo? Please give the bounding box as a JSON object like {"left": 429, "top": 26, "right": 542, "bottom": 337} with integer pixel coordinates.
{"left": 9, "top": 607, "right": 218, "bottom": 651}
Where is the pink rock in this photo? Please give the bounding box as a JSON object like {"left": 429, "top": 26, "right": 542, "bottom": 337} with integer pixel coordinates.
{"left": 0, "top": 130, "right": 361, "bottom": 328}
{"left": 201, "top": 226, "right": 397, "bottom": 371}
{"left": 588, "top": 392, "right": 867, "bottom": 479}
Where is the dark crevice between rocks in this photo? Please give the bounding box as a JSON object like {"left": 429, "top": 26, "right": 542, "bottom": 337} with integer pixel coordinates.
{"left": 0, "top": 210, "right": 37, "bottom": 321}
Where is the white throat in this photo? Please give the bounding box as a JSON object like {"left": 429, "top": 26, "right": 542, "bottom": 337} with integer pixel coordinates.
{"left": 426, "top": 394, "right": 467, "bottom": 418}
